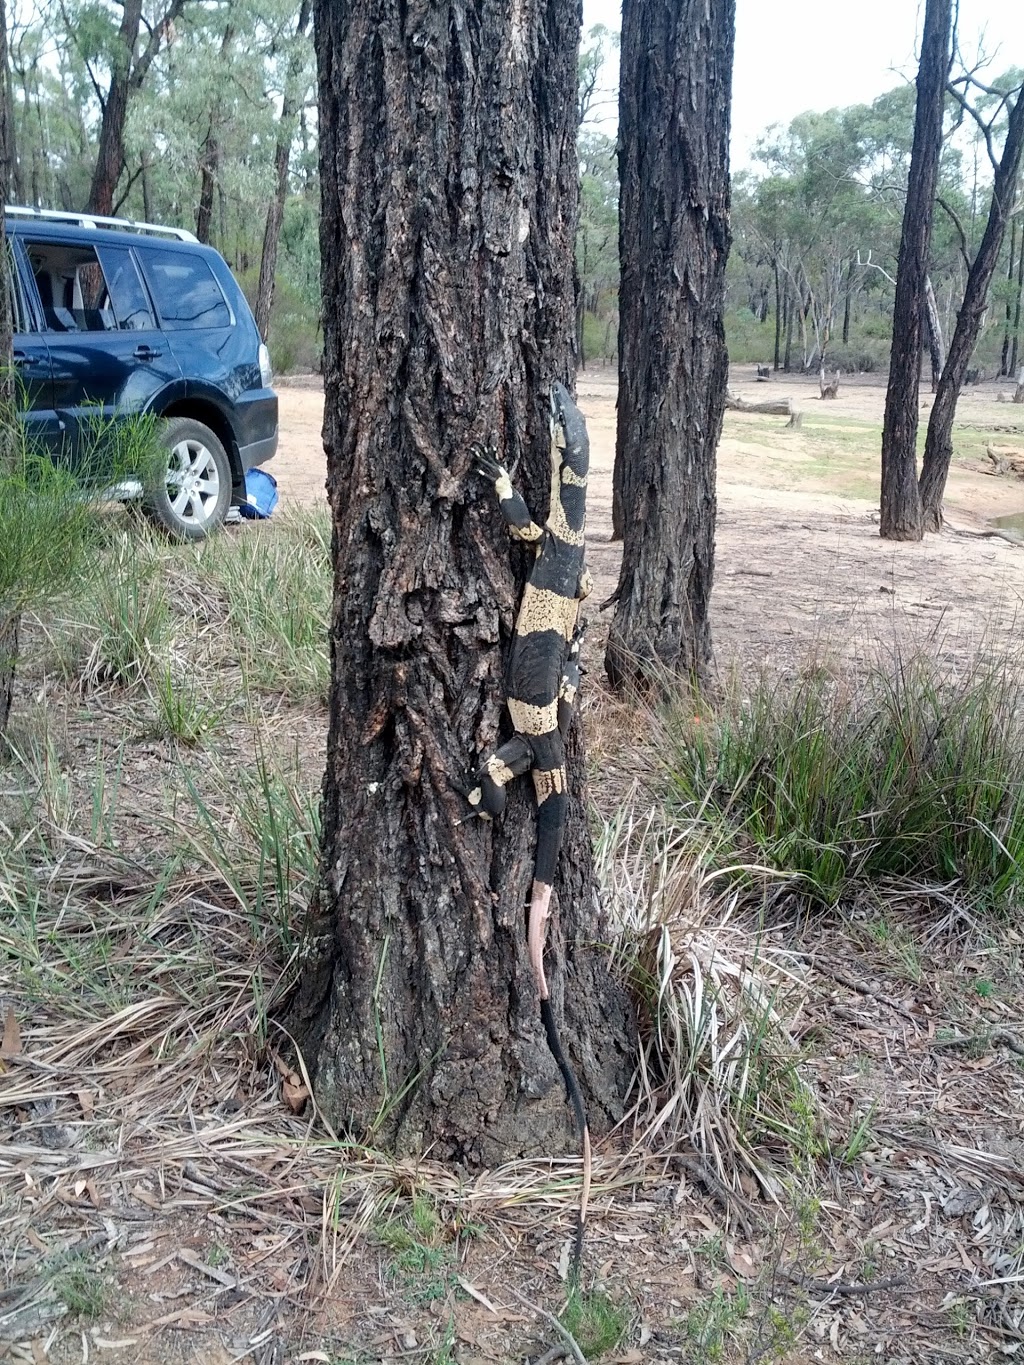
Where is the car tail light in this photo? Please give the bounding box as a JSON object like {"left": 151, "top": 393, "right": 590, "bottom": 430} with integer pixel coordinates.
{"left": 259, "top": 343, "right": 273, "bottom": 388}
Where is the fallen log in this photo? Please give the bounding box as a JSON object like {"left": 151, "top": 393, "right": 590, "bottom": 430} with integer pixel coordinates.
{"left": 725, "top": 392, "right": 795, "bottom": 417}
{"left": 985, "top": 444, "right": 1024, "bottom": 477}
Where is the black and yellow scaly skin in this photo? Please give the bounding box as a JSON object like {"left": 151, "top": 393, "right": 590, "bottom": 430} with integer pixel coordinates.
{"left": 468, "top": 382, "right": 593, "bottom": 1278}
{"left": 468, "top": 380, "right": 592, "bottom": 994}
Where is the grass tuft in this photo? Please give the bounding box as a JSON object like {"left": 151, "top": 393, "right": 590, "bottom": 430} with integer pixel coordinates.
{"left": 660, "top": 652, "right": 1024, "bottom": 915}
{"left": 561, "top": 1287, "right": 629, "bottom": 1358}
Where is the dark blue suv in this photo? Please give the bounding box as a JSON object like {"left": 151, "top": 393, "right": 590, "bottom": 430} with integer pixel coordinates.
{"left": 6, "top": 206, "right": 278, "bottom": 539}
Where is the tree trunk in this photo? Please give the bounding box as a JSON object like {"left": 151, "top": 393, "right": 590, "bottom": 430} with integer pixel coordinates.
{"left": 254, "top": 0, "right": 312, "bottom": 342}
{"left": 1012, "top": 222, "right": 1024, "bottom": 376}
{"left": 84, "top": 0, "right": 187, "bottom": 217}
{"left": 196, "top": 24, "right": 235, "bottom": 245}
{"left": 0, "top": 0, "right": 15, "bottom": 744}
{"left": 923, "top": 273, "right": 944, "bottom": 391}
{"left": 879, "top": 0, "right": 951, "bottom": 541}
{"left": 842, "top": 256, "right": 855, "bottom": 345}
{"left": 920, "top": 86, "right": 1024, "bottom": 532}
{"left": 284, "top": 0, "right": 633, "bottom": 1162}
{"left": 1002, "top": 218, "right": 1017, "bottom": 376}
{"left": 773, "top": 258, "right": 782, "bottom": 369}
{"left": 605, "top": 0, "right": 734, "bottom": 689}
{"left": 85, "top": 0, "right": 141, "bottom": 216}
{"left": 783, "top": 284, "right": 794, "bottom": 371}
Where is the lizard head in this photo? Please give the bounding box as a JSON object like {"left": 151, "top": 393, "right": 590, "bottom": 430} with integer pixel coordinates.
{"left": 549, "top": 381, "right": 590, "bottom": 482}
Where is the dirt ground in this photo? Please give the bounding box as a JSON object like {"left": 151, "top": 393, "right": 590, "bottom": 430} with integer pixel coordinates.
{"left": 273, "top": 367, "right": 1024, "bottom": 679}
{"left": 5, "top": 369, "right": 1024, "bottom": 1365}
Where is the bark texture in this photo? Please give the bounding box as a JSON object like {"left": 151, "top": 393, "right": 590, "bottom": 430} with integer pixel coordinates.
{"left": 285, "top": 0, "right": 633, "bottom": 1163}
{"left": 254, "top": 0, "right": 312, "bottom": 341}
{"left": 878, "top": 0, "right": 951, "bottom": 541}
{"left": 920, "top": 85, "right": 1024, "bottom": 532}
{"left": 606, "top": 0, "right": 734, "bottom": 688}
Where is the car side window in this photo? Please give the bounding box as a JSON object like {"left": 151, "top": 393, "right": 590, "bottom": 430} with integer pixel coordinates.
{"left": 26, "top": 241, "right": 110, "bottom": 333}
{"left": 140, "top": 249, "right": 231, "bottom": 330}
{"left": 96, "top": 246, "right": 156, "bottom": 330}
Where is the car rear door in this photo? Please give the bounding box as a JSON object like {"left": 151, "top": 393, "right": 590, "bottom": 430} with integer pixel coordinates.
{"left": 24, "top": 237, "right": 183, "bottom": 471}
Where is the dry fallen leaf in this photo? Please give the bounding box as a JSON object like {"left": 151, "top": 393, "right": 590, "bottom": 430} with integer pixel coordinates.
{"left": 1, "top": 1005, "right": 22, "bottom": 1058}
{"left": 282, "top": 1072, "right": 309, "bottom": 1113}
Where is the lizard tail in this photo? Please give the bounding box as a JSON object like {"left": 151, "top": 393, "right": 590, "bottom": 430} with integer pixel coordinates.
{"left": 541, "top": 995, "right": 591, "bottom": 1287}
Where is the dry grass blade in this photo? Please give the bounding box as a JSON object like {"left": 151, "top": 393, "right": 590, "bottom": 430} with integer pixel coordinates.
{"left": 600, "top": 804, "right": 826, "bottom": 1198}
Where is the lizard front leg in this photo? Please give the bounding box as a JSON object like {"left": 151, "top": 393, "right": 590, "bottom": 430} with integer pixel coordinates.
{"left": 465, "top": 735, "right": 532, "bottom": 819}
{"left": 472, "top": 447, "right": 544, "bottom": 543}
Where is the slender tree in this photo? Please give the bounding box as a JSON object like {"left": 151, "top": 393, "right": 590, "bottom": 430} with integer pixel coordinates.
{"left": 253, "top": 0, "right": 312, "bottom": 340}
{"left": 81, "top": 0, "right": 190, "bottom": 216}
{"left": 0, "top": 0, "right": 14, "bottom": 735}
{"left": 920, "top": 80, "right": 1024, "bottom": 530}
{"left": 606, "top": 0, "right": 734, "bottom": 687}
{"left": 879, "top": 0, "right": 952, "bottom": 541}
{"left": 284, "top": 0, "right": 633, "bottom": 1158}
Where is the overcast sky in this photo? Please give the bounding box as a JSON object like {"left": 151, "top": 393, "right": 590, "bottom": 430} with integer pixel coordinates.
{"left": 581, "top": 0, "right": 1024, "bottom": 168}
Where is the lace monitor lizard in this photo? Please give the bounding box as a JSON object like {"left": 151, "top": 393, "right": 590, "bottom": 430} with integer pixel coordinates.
{"left": 468, "top": 381, "right": 593, "bottom": 1278}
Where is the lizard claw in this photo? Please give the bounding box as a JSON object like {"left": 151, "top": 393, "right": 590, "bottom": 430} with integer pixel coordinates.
{"left": 470, "top": 443, "right": 505, "bottom": 484}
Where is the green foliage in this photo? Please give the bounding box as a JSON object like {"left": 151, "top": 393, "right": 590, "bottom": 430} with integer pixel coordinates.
{"left": 196, "top": 508, "right": 331, "bottom": 700}
{"left": 561, "top": 1288, "right": 629, "bottom": 1358}
{"left": 80, "top": 531, "right": 170, "bottom": 687}
{"left": 662, "top": 655, "right": 1024, "bottom": 914}
{"left": 43, "top": 1250, "right": 107, "bottom": 1320}
{"left": 0, "top": 434, "right": 96, "bottom": 621}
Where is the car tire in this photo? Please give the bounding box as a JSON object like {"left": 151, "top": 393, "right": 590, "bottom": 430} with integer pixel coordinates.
{"left": 145, "top": 417, "right": 233, "bottom": 541}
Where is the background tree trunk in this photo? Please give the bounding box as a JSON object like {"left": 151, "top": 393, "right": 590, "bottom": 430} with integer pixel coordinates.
{"left": 0, "top": 0, "right": 15, "bottom": 742}
{"left": 254, "top": 0, "right": 312, "bottom": 342}
{"left": 285, "top": 0, "right": 633, "bottom": 1163}
{"left": 606, "top": 0, "right": 734, "bottom": 689}
{"left": 773, "top": 258, "right": 782, "bottom": 369}
{"left": 920, "top": 86, "right": 1024, "bottom": 531}
{"left": 1012, "top": 224, "right": 1024, "bottom": 376}
{"left": 195, "top": 23, "right": 235, "bottom": 244}
{"left": 879, "top": 0, "right": 951, "bottom": 541}
{"left": 923, "top": 273, "right": 944, "bottom": 391}
{"left": 1002, "top": 218, "right": 1018, "bottom": 376}
{"left": 84, "top": 0, "right": 187, "bottom": 216}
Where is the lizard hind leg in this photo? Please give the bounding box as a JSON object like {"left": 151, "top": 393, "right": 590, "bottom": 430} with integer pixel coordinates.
{"left": 466, "top": 734, "right": 533, "bottom": 819}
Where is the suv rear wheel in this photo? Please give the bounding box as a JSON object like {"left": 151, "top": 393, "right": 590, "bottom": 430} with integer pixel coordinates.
{"left": 145, "top": 417, "right": 232, "bottom": 540}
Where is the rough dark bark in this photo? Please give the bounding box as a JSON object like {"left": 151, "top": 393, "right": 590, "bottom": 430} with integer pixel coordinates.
{"left": 253, "top": 0, "right": 312, "bottom": 341}
{"left": 284, "top": 0, "right": 633, "bottom": 1164}
{"left": 920, "top": 85, "right": 1024, "bottom": 532}
{"left": 84, "top": 0, "right": 188, "bottom": 216}
{"left": 879, "top": 0, "right": 951, "bottom": 541}
{"left": 0, "top": 0, "right": 14, "bottom": 743}
{"left": 605, "top": 0, "right": 734, "bottom": 689}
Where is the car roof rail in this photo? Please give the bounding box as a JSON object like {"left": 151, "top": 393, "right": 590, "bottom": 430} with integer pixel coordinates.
{"left": 5, "top": 205, "right": 199, "bottom": 243}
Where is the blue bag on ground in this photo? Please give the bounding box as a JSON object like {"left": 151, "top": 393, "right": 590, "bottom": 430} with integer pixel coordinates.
{"left": 239, "top": 468, "right": 278, "bottom": 519}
